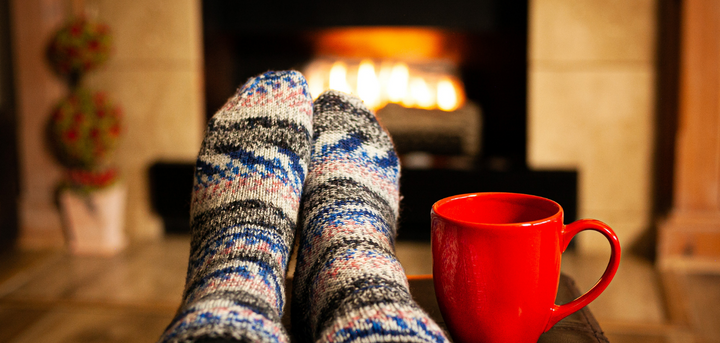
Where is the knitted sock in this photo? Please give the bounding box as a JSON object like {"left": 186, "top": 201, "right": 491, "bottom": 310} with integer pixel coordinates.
{"left": 292, "top": 91, "right": 449, "bottom": 343}
{"left": 160, "top": 71, "right": 312, "bottom": 343}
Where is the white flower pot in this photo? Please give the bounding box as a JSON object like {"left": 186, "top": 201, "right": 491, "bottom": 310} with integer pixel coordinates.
{"left": 59, "top": 182, "right": 127, "bottom": 256}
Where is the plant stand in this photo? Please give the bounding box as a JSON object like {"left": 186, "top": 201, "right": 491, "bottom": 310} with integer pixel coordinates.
{"left": 59, "top": 182, "right": 127, "bottom": 256}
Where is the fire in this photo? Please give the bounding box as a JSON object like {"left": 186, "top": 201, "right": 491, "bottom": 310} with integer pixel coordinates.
{"left": 304, "top": 59, "right": 464, "bottom": 112}
{"left": 437, "top": 77, "right": 459, "bottom": 111}
{"left": 387, "top": 63, "right": 409, "bottom": 103}
{"left": 357, "top": 59, "right": 381, "bottom": 109}
{"left": 328, "top": 61, "right": 351, "bottom": 94}
{"left": 409, "top": 77, "right": 434, "bottom": 109}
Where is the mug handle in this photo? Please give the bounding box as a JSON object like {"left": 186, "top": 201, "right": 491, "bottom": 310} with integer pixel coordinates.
{"left": 544, "top": 219, "right": 621, "bottom": 331}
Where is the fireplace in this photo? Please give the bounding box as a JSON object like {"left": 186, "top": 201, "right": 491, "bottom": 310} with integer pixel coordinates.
{"left": 150, "top": 0, "right": 577, "bottom": 241}
{"left": 202, "top": 0, "right": 529, "bottom": 168}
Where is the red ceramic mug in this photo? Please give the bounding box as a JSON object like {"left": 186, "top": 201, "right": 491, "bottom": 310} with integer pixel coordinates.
{"left": 431, "top": 192, "right": 620, "bottom": 343}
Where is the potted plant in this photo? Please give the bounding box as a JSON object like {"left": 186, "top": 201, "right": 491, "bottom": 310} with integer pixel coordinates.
{"left": 45, "top": 17, "right": 126, "bottom": 256}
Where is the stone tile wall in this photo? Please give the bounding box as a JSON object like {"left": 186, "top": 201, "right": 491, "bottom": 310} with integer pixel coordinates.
{"left": 528, "top": 0, "right": 657, "bottom": 253}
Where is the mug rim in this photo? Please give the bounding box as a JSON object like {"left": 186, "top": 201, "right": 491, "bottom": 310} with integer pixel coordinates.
{"left": 431, "top": 192, "right": 563, "bottom": 227}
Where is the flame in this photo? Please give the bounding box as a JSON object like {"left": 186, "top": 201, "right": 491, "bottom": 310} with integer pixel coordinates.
{"left": 305, "top": 58, "right": 465, "bottom": 112}
{"left": 437, "top": 78, "right": 459, "bottom": 111}
{"left": 409, "top": 77, "right": 434, "bottom": 109}
{"left": 357, "top": 59, "right": 381, "bottom": 109}
{"left": 329, "top": 61, "right": 351, "bottom": 93}
{"left": 387, "top": 63, "right": 409, "bottom": 103}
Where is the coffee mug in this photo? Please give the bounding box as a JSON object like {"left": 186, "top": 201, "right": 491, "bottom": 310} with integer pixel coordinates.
{"left": 431, "top": 192, "right": 620, "bottom": 343}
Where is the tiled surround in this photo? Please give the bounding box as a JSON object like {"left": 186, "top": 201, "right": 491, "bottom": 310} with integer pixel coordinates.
{"left": 528, "top": 0, "right": 657, "bottom": 253}
{"left": 86, "top": 0, "right": 204, "bottom": 240}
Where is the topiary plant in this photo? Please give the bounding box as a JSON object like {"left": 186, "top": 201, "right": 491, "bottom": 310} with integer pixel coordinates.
{"left": 45, "top": 17, "right": 121, "bottom": 192}
{"left": 47, "top": 88, "right": 122, "bottom": 191}
{"left": 46, "top": 17, "right": 112, "bottom": 86}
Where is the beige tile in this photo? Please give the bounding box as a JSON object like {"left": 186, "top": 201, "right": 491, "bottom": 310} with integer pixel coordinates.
{"left": 395, "top": 242, "right": 433, "bottom": 275}
{"left": 87, "top": 68, "right": 204, "bottom": 160}
{"left": 123, "top": 178, "right": 165, "bottom": 241}
{"left": 8, "top": 305, "right": 173, "bottom": 343}
{"left": 86, "top": 67, "right": 203, "bottom": 240}
{"left": 530, "top": 0, "right": 657, "bottom": 62}
{"left": 93, "top": 0, "right": 202, "bottom": 63}
{"left": 576, "top": 208, "right": 650, "bottom": 254}
{"left": 17, "top": 204, "right": 65, "bottom": 250}
{"left": 560, "top": 252, "right": 666, "bottom": 324}
{"left": 528, "top": 66, "right": 655, "bottom": 252}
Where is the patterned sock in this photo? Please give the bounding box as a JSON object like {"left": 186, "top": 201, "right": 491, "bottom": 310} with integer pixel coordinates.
{"left": 160, "top": 71, "right": 312, "bottom": 343}
{"left": 292, "top": 90, "right": 449, "bottom": 343}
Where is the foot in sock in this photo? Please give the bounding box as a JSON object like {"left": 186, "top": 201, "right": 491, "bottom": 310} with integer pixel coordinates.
{"left": 159, "top": 71, "right": 312, "bottom": 343}
{"left": 292, "top": 90, "right": 449, "bottom": 343}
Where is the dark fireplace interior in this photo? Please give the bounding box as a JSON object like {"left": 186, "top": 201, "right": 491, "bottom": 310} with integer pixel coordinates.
{"left": 151, "top": 0, "right": 577, "bottom": 241}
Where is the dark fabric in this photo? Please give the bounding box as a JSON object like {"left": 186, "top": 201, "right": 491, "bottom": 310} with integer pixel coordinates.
{"left": 538, "top": 275, "right": 610, "bottom": 343}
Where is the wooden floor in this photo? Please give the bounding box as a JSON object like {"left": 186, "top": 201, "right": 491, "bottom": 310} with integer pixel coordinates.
{"left": 0, "top": 236, "right": 718, "bottom": 342}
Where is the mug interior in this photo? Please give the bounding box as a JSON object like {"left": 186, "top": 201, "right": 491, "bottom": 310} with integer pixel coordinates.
{"left": 433, "top": 193, "right": 561, "bottom": 225}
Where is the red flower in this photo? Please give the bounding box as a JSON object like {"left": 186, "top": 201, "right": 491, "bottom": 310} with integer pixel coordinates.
{"left": 97, "top": 25, "right": 109, "bottom": 35}
{"left": 109, "top": 124, "right": 120, "bottom": 136}
{"left": 93, "top": 92, "right": 106, "bottom": 105}
{"left": 70, "top": 23, "right": 83, "bottom": 36}
{"left": 65, "top": 129, "right": 78, "bottom": 142}
{"left": 67, "top": 46, "right": 79, "bottom": 57}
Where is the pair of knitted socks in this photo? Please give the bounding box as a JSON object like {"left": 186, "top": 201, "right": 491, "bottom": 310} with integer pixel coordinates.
{"left": 159, "top": 71, "right": 448, "bottom": 343}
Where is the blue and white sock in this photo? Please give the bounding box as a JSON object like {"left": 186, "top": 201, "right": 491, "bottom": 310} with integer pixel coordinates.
{"left": 292, "top": 91, "right": 449, "bottom": 343}
{"left": 160, "top": 71, "right": 312, "bottom": 343}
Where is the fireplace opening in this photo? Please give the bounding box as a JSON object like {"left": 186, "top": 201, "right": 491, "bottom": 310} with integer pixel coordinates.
{"left": 150, "top": 1, "right": 577, "bottom": 241}
{"left": 202, "top": 1, "right": 529, "bottom": 169}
